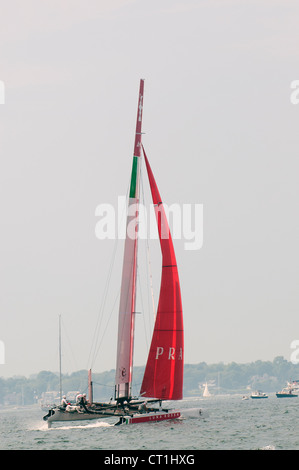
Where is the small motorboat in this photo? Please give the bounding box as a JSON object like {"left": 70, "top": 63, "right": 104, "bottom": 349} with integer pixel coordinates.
{"left": 250, "top": 390, "right": 268, "bottom": 399}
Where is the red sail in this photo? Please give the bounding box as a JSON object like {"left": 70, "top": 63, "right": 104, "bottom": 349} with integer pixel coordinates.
{"left": 140, "top": 147, "right": 184, "bottom": 400}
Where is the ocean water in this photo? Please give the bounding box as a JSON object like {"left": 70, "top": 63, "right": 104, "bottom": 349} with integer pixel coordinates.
{"left": 1, "top": 394, "right": 299, "bottom": 451}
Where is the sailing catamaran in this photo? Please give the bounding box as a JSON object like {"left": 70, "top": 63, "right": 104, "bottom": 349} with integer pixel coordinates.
{"left": 43, "top": 79, "right": 200, "bottom": 427}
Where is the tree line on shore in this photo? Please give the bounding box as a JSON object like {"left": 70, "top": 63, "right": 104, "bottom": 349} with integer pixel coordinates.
{"left": 0, "top": 356, "right": 298, "bottom": 406}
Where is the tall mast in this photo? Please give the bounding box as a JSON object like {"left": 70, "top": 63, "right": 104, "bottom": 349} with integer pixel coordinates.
{"left": 115, "top": 79, "right": 144, "bottom": 402}
{"left": 59, "top": 314, "right": 62, "bottom": 401}
{"left": 88, "top": 369, "right": 93, "bottom": 405}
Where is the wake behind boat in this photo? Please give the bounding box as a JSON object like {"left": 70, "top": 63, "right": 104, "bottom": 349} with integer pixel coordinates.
{"left": 43, "top": 79, "right": 202, "bottom": 428}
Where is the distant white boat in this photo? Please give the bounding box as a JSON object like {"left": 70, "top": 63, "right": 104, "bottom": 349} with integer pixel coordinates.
{"left": 203, "top": 383, "right": 211, "bottom": 397}
{"left": 251, "top": 390, "right": 268, "bottom": 399}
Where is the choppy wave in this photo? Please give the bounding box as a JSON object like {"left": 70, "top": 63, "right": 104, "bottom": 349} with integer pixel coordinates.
{"left": 1, "top": 396, "right": 299, "bottom": 450}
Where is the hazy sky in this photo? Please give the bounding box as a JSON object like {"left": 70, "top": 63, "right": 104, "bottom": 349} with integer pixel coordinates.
{"left": 1, "top": 0, "right": 299, "bottom": 379}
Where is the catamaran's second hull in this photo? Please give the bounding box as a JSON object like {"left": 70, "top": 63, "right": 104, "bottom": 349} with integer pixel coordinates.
{"left": 116, "top": 408, "right": 208, "bottom": 425}
{"left": 118, "top": 410, "right": 181, "bottom": 425}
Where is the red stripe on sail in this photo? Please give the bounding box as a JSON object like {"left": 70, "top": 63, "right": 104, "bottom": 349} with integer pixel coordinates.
{"left": 133, "top": 80, "right": 144, "bottom": 157}
{"left": 140, "top": 147, "right": 184, "bottom": 401}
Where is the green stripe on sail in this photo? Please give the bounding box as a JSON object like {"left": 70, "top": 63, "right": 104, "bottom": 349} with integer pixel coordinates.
{"left": 129, "top": 156, "right": 138, "bottom": 198}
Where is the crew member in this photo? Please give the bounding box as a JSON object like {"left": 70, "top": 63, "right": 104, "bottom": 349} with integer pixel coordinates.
{"left": 60, "top": 395, "right": 68, "bottom": 410}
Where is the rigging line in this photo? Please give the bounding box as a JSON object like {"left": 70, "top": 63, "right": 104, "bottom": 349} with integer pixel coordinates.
{"left": 87, "top": 184, "right": 130, "bottom": 370}
{"left": 92, "top": 381, "right": 115, "bottom": 388}
{"left": 90, "top": 288, "right": 121, "bottom": 370}
{"left": 60, "top": 316, "right": 79, "bottom": 372}
{"left": 87, "top": 239, "right": 118, "bottom": 369}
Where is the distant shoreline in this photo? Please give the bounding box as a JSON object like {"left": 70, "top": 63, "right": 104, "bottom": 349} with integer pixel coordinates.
{"left": 1, "top": 356, "right": 299, "bottom": 407}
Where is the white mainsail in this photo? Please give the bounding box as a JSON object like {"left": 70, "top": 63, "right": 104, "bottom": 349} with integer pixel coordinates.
{"left": 114, "top": 79, "right": 144, "bottom": 401}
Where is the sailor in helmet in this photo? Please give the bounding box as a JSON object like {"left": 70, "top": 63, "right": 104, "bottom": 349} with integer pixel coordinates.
{"left": 75, "top": 392, "right": 83, "bottom": 404}
{"left": 60, "top": 395, "right": 68, "bottom": 410}
{"left": 138, "top": 400, "right": 148, "bottom": 414}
